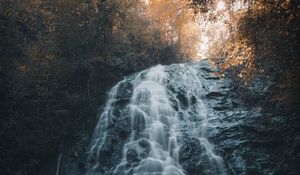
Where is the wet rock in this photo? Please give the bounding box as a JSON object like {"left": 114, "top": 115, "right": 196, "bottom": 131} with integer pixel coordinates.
{"left": 117, "top": 81, "right": 134, "bottom": 99}
{"left": 126, "top": 147, "right": 140, "bottom": 163}
{"left": 93, "top": 135, "right": 124, "bottom": 173}
{"left": 138, "top": 139, "right": 151, "bottom": 159}
{"left": 125, "top": 139, "right": 151, "bottom": 165}
{"left": 206, "top": 91, "right": 225, "bottom": 98}
{"left": 190, "top": 95, "right": 198, "bottom": 105}
{"left": 200, "top": 67, "right": 213, "bottom": 73}
{"left": 110, "top": 104, "right": 122, "bottom": 118}
{"left": 176, "top": 94, "right": 189, "bottom": 109}
{"left": 177, "top": 112, "right": 185, "bottom": 121}
{"left": 179, "top": 137, "right": 207, "bottom": 175}
{"left": 204, "top": 76, "right": 220, "bottom": 80}
{"left": 168, "top": 97, "right": 179, "bottom": 111}
{"left": 213, "top": 106, "right": 228, "bottom": 111}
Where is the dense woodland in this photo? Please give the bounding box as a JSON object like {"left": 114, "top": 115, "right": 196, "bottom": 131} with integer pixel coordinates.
{"left": 0, "top": 0, "right": 299, "bottom": 174}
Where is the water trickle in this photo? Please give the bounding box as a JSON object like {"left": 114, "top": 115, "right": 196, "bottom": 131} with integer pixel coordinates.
{"left": 88, "top": 63, "right": 226, "bottom": 175}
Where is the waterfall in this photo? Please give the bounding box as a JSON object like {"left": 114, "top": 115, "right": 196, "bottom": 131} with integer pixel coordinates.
{"left": 87, "top": 62, "right": 226, "bottom": 175}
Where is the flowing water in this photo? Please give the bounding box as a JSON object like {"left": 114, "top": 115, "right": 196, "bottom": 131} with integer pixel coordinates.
{"left": 87, "top": 62, "right": 226, "bottom": 175}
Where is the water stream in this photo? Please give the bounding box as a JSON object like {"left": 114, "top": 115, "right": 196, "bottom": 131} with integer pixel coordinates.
{"left": 88, "top": 63, "right": 226, "bottom": 175}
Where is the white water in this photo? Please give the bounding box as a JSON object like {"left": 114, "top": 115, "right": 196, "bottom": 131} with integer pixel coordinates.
{"left": 88, "top": 63, "right": 226, "bottom": 175}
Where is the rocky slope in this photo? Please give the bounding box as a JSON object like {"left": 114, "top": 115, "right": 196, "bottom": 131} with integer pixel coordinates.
{"left": 62, "top": 60, "right": 299, "bottom": 175}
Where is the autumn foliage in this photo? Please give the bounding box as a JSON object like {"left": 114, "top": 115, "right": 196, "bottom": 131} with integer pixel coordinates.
{"left": 191, "top": 0, "right": 299, "bottom": 107}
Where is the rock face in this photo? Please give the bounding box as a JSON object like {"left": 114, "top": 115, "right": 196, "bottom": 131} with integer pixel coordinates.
{"left": 84, "top": 60, "right": 299, "bottom": 175}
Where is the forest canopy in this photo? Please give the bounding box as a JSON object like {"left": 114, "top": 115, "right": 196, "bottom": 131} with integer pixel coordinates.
{"left": 188, "top": 0, "right": 299, "bottom": 108}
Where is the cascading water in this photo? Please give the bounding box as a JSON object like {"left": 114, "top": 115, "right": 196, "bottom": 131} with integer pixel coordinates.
{"left": 87, "top": 62, "right": 226, "bottom": 175}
